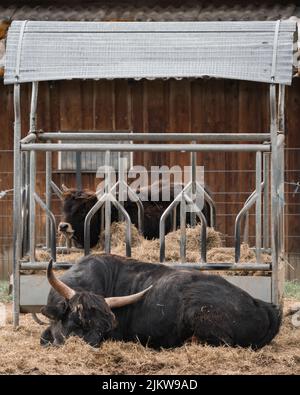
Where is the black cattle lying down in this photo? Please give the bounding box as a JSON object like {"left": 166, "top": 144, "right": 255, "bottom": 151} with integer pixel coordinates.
{"left": 58, "top": 183, "right": 211, "bottom": 248}
{"left": 41, "top": 254, "right": 282, "bottom": 350}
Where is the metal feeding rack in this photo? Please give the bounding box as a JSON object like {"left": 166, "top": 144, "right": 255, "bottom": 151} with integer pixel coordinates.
{"left": 4, "top": 20, "right": 297, "bottom": 325}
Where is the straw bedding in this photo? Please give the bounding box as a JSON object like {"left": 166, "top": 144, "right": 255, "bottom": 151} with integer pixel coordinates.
{"left": 0, "top": 299, "right": 299, "bottom": 375}
{"left": 6, "top": 223, "right": 298, "bottom": 375}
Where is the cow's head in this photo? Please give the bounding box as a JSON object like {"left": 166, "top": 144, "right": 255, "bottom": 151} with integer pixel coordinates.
{"left": 58, "top": 186, "right": 100, "bottom": 248}
{"left": 40, "top": 259, "right": 152, "bottom": 347}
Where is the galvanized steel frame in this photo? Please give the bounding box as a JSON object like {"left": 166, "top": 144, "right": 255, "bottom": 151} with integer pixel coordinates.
{"left": 12, "top": 81, "right": 286, "bottom": 325}
{"left": 10, "top": 20, "right": 291, "bottom": 325}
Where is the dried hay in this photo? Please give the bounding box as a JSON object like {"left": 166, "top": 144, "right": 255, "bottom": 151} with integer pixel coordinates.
{"left": 36, "top": 223, "right": 224, "bottom": 265}
{"left": 34, "top": 224, "right": 271, "bottom": 276}
{"left": 99, "top": 221, "right": 143, "bottom": 248}
{"left": 207, "top": 243, "right": 271, "bottom": 264}
{"left": 0, "top": 299, "right": 299, "bottom": 375}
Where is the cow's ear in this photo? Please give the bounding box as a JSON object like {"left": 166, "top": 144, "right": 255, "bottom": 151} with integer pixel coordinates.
{"left": 40, "top": 301, "right": 67, "bottom": 320}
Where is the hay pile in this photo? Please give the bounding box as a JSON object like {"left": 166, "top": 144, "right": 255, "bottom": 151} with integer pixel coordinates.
{"left": 99, "top": 222, "right": 144, "bottom": 248}
{"left": 36, "top": 223, "right": 224, "bottom": 264}
{"left": 111, "top": 224, "right": 223, "bottom": 263}
{"left": 35, "top": 223, "right": 271, "bottom": 275}
{"left": 207, "top": 243, "right": 271, "bottom": 264}
{"left": 0, "top": 299, "right": 299, "bottom": 375}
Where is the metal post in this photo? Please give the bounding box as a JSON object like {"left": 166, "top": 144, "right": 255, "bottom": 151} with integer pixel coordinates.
{"left": 118, "top": 152, "right": 125, "bottom": 222}
{"left": 263, "top": 152, "right": 270, "bottom": 249}
{"left": 270, "top": 83, "right": 280, "bottom": 304}
{"left": 29, "top": 82, "right": 38, "bottom": 133}
{"left": 172, "top": 206, "right": 177, "bottom": 231}
{"left": 24, "top": 151, "right": 30, "bottom": 254}
{"left": 50, "top": 181, "right": 63, "bottom": 200}
{"left": 243, "top": 212, "right": 249, "bottom": 244}
{"left": 278, "top": 84, "right": 285, "bottom": 256}
{"left": 235, "top": 192, "right": 258, "bottom": 263}
{"left": 84, "top": 194, "right": 107, "bottom": 256}
{"left": 195, "top": 182, "right": 216, "bottom": 229}
{"left": 278, "top": 135, "right": 285, "bottom": 255}
{"left": 104, "top": 151, "right": 111, "bottom": 254}
{"left": 20, "top": 151, "right": 27, "bottom": 256}
{"left": 110, "top": 194, "right": 132, "bottom": 257}
{"left": 190, "top": 149, "right": 196, "bottom": 227}
{"left": 184, "top": 192, "right": 207, "bottom": 263}
{"left": 75, "top": 152, "right": 82, "bottom": 190}
{"left": 34, "top": 193, "right": 56, "bottom": 261}
{"left": 255, "top": 151, "right": 262, "bottom": 263}
{"left": 29, "top": 150, "right": 36, "bottom": 262}
{"left": 278, "top": 85, "right": 285, "bottom": 132}
{"left": 12, "top": 84, "right": 22, "bottom": 327}
{"left": 180, "top": 193, "right": 186, "bottom": 262}
{"left": 45, "top": 150, "right": 52, "bottom": 249}
{"left": 159, "top": 182, "right": 192, "bottom": 262}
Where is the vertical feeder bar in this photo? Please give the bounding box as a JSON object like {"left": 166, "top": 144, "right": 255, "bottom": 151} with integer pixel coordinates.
{"left": 243, "top": 212, "right": 249, "bottom": 245}
{"left": 104, "top": 150, "right": 111, "bottom": 253}
{"left": 270, "top": 20, "right": 281, "bottom": 304}
{"left": 270, "top": 83, "right": 280, "bottom": 304}
{"left": 256, "top": 151, "right": 262, "bottom": 262}
{"left": 263, "top": 152, "right": 270, "bottom": 249}
{"left": 75, "top": 152, "right": 82, "bottom": 190}
{"left": 278, "top": 84, "right": 285, "bottom": 255}
{"left": 190, "top": 149, "right": 197, "bottom": 227}
{"left": 180, "top": 193, "right": 187, "bottom": 262}
{"left": 118, "top": 152, "right": 125, "bottom": 221}
{"left": 20, "top": 151, "right": 27, "bottom": 256}
{"left": 29, "top": 150, "right": 36, "bottom": 262}
{"left": 12, "top": 84, "right": 22, "bottom": 327}
{"left": 29, "top": 82, "right": 38, "bottom": 132}
{"left": 172, "top": 206, "right": 177, "bottom": 231}
{"left": 45, "top": 150, "right": 52, "bottom": 249}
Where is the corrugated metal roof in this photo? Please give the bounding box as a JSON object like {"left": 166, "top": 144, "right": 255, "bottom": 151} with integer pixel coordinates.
{"left": 0, "top": 2, "right": 299, "bottom": 22}
{"left": 4, "top": 20, "right": 297, "bottom": 85}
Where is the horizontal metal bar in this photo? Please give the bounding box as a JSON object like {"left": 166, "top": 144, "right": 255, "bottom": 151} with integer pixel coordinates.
{"left": 38, "top": 132, "right": 271, "bottom": 142}
{"left": 39, "top": 246, "right": 83, "bottom": 253}
{"left": 20, "top": 133, "right": 36, "bottom": 144}
{"left": 165, "top": 263, "right": 272, "bottom": 271}
{"left": 21, "top": 262, "right": 72, "bottom": 270}
{"left": 20, "top": 261, "right": 271, "bottom": 271}
{"left": 21, "top": 143, "right": 271, "bottom": 152}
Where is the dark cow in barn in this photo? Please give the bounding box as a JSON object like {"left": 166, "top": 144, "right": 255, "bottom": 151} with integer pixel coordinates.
{"left": 41, "top": 254, "right": 282, "bottom": 349}
{"left": 58, "top": 183, "right": 211, "bottom": 248}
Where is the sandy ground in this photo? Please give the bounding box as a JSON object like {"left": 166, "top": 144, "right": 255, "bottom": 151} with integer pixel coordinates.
{"left": 0, "top": 299, "right": 299, "bottom": 375}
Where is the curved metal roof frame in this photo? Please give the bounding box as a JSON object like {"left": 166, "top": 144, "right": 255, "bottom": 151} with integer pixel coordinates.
{"left": 4, "top": 20, "right": 297, "bottom": 85}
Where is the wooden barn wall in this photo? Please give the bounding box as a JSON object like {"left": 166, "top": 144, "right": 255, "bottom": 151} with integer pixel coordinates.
{"left": 0, "top": 78, "right": 300, "bottom": 280}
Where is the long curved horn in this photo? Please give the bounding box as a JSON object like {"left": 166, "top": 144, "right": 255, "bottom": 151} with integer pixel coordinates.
{"left": 47, "top": 259, "right": 76, "bottom": 300}
{"left": 105, "top": 285, "right": 152, "bottom": 309}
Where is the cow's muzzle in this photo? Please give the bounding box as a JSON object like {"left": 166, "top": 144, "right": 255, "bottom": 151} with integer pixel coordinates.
{"left": 58, "top": 222, "right": 74, "bottom": 236}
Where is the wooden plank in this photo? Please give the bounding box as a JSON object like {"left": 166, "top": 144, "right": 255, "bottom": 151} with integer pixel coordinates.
{"left": 285, "top": 79, "right": 300, "bottom": 261}
{"left": 168, "top": 79, "right": 191, "bottom": 169}
{"left": 144, "top": 80, "right": 169, "bottom": 170}
{"left": 130, "top": 80, "right": 144, "bottom": 167}
{"left": 191, "top": 79, "right": 227, "bottom": 236}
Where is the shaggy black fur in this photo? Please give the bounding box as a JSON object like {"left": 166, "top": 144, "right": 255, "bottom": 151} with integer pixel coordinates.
{"left": 41, "top": 254, "right": 282, "bottom": 350}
